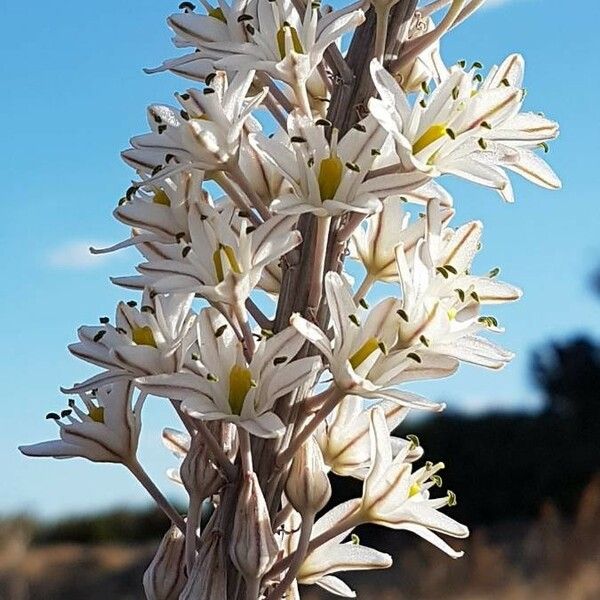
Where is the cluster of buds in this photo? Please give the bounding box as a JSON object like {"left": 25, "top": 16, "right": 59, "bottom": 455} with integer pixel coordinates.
{"left": 20, "top": 0, "right": 559, "bottom": 598}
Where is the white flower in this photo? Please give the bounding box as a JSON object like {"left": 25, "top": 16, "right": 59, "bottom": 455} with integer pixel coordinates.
{"left": 63, "top": 292, "right": 196, "bottom": 393}
{"left": 369, "top": 55, "right": 560, "bottom": 202}
{"left": 120, "top": 202, "right": 300, "bottom": 317}
{"left": 280, "top": 505, "right": 392, "bottom": 598}
{"left": 358, "top": 406, "right": 469, "bottom": 558}
{"left": 392, "top": 199, "right": 522, "bottom": 369}
{"left": 122, "top": 70, "right": 266, "bottom": 180}
{"left": 91, "top": 172, "right": 204, "bottom": 256}
{"left": 252, "top": 112, "right": 429, "bottom": 217}
{"left": 350, "top": 196, "right": 454, "bottom": 285}
{"left": 19, "top": 382, "right": 142, "bottom": 464}
{"left": 392, "top": 15, "right": 447, "bottom": 93}
{"left": 148, "top": 0, "right": 364, "bottom": 94}
{"left": 138, "top": 307, "right": 321, "bottom": 438}
{"left": 315, "top": 395, "right": 423, "bottom": 479}
{"left": 291, "top": 271, "right": 455, "bottom": 409}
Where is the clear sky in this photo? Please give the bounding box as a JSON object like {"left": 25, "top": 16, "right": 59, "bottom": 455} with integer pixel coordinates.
{"left": 1, "top": 0, "right": 599, "bottom": 518}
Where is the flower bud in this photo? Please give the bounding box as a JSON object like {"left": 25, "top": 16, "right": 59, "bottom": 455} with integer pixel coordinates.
{"left": 229, "top": 472, "right": 279, "bottom": 581}
{"left": 180, "top": 531, "right": 228, "bottom": 600}
{"left": 143, "top": 525, "right": 187, "bottom": 600}
{"left": 285, "top": 436, "right": 331, "bottom": 515}
{"left": 180, "top": 432, "right": 223, "bottom": 501}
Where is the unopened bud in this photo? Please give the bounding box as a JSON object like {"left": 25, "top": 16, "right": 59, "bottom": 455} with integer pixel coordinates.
{"left": 285, "top": 436, "right": 331, "bottom": 515}
{"left": 229, "top": 472, "right": 279, "bottom": 581}
{"left": 180, "top": 433, "right": 223, "bottom": 501}
{"left": 143, "top": 525, "right": 187, "bottom": 600}
{"left": 180, "top": 531, "right": 228, "bottom": 600}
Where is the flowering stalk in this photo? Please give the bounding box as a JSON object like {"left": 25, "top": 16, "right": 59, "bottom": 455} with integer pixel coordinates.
{"left": 21, "top": 0, "right": 560, "bottom": 598}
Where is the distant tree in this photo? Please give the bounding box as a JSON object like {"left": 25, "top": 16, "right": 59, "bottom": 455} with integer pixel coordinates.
{"left": 531, "top": 337, "right": 600, "bottom": 423}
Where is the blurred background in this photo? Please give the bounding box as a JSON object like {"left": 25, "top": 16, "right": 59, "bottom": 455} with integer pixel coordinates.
{"left": 1, "top": 0, "right": 599, "bottom": 598}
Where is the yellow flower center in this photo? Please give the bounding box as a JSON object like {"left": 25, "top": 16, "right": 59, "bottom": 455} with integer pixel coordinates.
{"left": 88, "top": 405, "right": 105, "bottom": 424}
{"left": 208, "top": 7, "right": 227, "bottom": 22}
{"left": 276, "top": 25, "right": 304, "bottom": 60}
{"left": 152, "top": 189, "right": 171, "bottom": 206}
{"left": 412, "top": 124, "right": 447, "bottom": 154}
{"left": 447, "top": 308, "right": 457, "bottom": 321}
{"left": 409, "top": 482, "right": 421, "bottom": 498}
{"left": 349, "top": 337, "right": 380, "bottom": 370}
{"left": 212, "top": 244, "right": 242, "bottom": 282}
{"left": 132, "top": 326, "right": 158, "bottom": 348}
{"left": 318, "top": 154, "right": 344, "bottom": 202}
{"left": 228, "top": 365, "right": 254, "bottom": 416}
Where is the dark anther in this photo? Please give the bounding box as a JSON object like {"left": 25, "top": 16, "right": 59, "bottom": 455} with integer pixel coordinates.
{"left": 93, "top": 330, "right": 107, "bottom": 343}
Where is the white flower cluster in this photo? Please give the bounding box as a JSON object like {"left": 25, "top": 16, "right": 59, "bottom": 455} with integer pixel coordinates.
{"left": 20, "top": 0, "right": 560, "bottom": 598}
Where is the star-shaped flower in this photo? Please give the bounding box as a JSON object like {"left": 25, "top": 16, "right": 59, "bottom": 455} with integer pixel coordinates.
{"left": 138, "top": 307, "right": 321, "bottom": 438}
{"left": 369, "top": 55, "right": 560, "bottom": 202}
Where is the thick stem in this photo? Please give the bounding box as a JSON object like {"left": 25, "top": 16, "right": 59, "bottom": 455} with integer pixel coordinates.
{"left": 127, "top": 459, "right": 186, "bottom": 534}
{"left": 307, "top": 216, "right": 331, "bottom": 312}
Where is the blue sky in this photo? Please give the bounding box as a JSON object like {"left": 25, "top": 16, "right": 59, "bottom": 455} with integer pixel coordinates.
{"left": 1, "top": 0, "right": 599, "bottom": 518}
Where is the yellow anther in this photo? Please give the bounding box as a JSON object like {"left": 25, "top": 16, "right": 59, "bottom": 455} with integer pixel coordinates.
{"left": 152, "top": 189, "right": 171, "bottom": 206}
{"left": 412, "top": 124, "right": 448, "bottom": 154}
{"left": 228, "top": 365, "right": 253, "bottom": 416}
{"left": 447, "top": 308, "right": 457, "bottom": 321}
{"left": 132, "top": 326, "right": 158, "bottom": 348}
{"left": 276, "top": 25, "right": 304, "bottom": 60}
{"left": 349, "top": 337, "right": 381, "bottom": 370}
{"left": 318, "top": 154, "right": 344, "bottom": 201}
{"left": 88, "top": 405, "right": 105, "bottom": 424}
